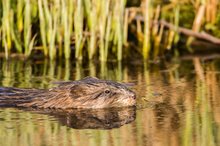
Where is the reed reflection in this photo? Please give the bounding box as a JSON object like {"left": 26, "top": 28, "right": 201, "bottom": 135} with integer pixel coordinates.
{"left": 1, "top": 58, "right": 220, "bottom": 146}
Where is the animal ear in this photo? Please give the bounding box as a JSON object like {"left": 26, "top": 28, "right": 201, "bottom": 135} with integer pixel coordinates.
{"left": 69, "top": 84, "right": 87, "bottom": 99}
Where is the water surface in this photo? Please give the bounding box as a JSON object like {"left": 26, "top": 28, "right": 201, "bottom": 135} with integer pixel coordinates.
{"left": 0, "top": 58, "right": 220, "bottom": 146}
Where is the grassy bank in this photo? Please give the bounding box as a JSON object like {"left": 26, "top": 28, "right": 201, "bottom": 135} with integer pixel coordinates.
{"left": 0, "top": 0, "right": 220, "bottom": 61}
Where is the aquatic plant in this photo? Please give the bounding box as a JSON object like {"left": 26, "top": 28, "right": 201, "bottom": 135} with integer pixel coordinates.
{"left": 0, "top": 0, "right": 220, "bottom": 61}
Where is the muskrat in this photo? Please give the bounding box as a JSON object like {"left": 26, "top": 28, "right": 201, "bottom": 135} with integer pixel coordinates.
{"left": 0, "top": 77, "right": 136, "bottom": 109}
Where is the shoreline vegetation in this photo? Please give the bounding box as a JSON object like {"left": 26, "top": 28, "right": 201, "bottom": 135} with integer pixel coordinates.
{"left": 0, "top": 0, "right": 220, "bottom": 61}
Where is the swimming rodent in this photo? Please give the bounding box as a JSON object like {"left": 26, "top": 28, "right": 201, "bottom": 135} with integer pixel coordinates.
{"left": 0, "top": 77, "right": 136, "bottom": 109}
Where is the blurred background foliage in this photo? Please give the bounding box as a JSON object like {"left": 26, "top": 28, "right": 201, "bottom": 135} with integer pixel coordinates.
{"left": 0, "top": 0, "right": 219, "bottom": 61}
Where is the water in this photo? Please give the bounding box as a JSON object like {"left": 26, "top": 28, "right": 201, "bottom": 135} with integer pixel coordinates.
{"left": 0, "top": 58, "right": 220, "bottom": 146}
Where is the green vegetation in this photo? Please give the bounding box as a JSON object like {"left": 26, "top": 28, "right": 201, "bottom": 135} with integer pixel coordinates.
{"left": 0, "top": 0, "right": 220, "bottom": 60}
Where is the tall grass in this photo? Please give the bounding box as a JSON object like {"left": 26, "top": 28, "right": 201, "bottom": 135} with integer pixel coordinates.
{"left": 38, "top": 0, "right": 58, "bottom": 59}
{"left": 84, "top": 0, "right": 97, "bottom": 60}
{"left": 74, "top": 0, "right": 84, "bottom": 60}
{"left": 0, "top": 0, "right": 220, "bottom": 61}
{"left": 1, "top": 0, "right": 12, "bottom": 59}
{"left": 0, "top": 0, "right": 128, "bottom": 60}
{"left": 24, "top": 0, "right": 36, "bottom": 57}
{"left": 62, "top": 0, "right": 74, "bottom": 59}
{"left": 142, "top": 0, "right": 151, "bottom": 59}
{"left": 98, "top": 0, "right": 111, "bottom": 61}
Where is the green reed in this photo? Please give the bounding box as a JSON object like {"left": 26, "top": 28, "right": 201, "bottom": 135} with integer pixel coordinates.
{"left": 142, "top": 0, "right": 151, "bottom": 60}
{"left": 74, "top": 0, "right": 84, "bottom": 60}
{"left": 99, "top": 1, "right": 111, "bottom": 61}
{"left": 84, "top": 0, "right": 97, "bottom": 60}
{"left": 38, "top": 0, "right": 58, "bottom": 59}
{"left": 0, "top": 0, "right": 128, "bottom": 61}
{"left": 62, "top": 0, "right": 74, "bottom": 59}
{"left": 0, "top": 0, "right": 220, "bottom": 61}
{"left": 113, "top": 0, "right": 126, "bottom": 61}
{"left": 24, "top": 0, "right": 35, "bottom": 57}
{"left": 1, "top": 0, "right": 12, "bottom": 59}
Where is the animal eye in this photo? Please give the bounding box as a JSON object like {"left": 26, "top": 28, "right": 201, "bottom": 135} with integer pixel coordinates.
{"left": 104, "top": 89, "right": 110, "bottom": 94}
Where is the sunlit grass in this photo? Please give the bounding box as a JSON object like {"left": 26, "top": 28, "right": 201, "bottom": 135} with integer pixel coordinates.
{"left": 0, "top": 0, "right": 220, "bottom": 61}
{"left": 74, "top": 0, "right": 84, "bottom": 60}
{"left": 142, "top": 0, "right": 151, "bottom": 60}
{"left": 1, "top": 0, "right": 12, "bottom": 59}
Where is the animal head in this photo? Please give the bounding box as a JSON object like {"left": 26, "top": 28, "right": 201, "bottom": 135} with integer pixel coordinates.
{"left": 55, "top": 77, "right": 136, "bottom": 108}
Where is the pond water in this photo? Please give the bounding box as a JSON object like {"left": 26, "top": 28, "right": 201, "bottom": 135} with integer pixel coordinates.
{"left": 0, "top": 58, "right": 220, "bottom": 146}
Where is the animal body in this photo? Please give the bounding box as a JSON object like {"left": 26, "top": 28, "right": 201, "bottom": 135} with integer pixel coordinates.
{"left": 0, "top": 77, "right": 136, "bottom": 109}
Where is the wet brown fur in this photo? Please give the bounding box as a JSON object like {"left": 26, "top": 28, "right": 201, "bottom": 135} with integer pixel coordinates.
{"left": 0, "top": 77, "right": 136, "bottom": 109}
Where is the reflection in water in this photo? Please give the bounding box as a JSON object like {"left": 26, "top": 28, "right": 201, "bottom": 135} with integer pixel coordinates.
{"left": 154, "top": 102, "right": 180, "bottom": 130}
{"left": 1, "top": 58, "right": 220, "bottom": 146}
{"left": 38, "top": 107, "right": 136, "bottom": 129}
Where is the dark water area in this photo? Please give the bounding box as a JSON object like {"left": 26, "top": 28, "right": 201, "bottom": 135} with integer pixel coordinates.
{"left": 0, "top": 58, "right": 220, "bottom": 146}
